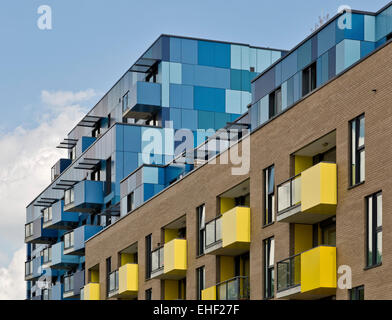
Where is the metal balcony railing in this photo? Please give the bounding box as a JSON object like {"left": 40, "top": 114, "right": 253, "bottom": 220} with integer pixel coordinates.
{"left": 151, "top": 246, "right": 164, "bottom": 274}
{"left": 277, "top": 174, "right": 301, "bottom": 215}
{"left": 276, "top": 253, "right": 301, "bottom": 292}
{"left": 205, "top": 215, "right": 222, "bottom": 249}
{"left": 64, "top": 275, "right": 74, "bottom": 293}
{"left": 108, "top": 270, "right": 119, "bottom": 295}
{"left": 64, "top": 231, "right": 74, "bottom": 250}
{"left": 216, "top": 276, "right": 250, "bottom": 300}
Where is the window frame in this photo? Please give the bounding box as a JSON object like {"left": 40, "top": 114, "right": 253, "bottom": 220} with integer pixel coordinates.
{"left": 349, "top": 285, "right": 364, "bottom": 300}
{"left": 196, "top": 266, "right": 205, "bottom": 300}
{"left": 263, "top": 237, "right": 275, "bottom": 299}
{"left": 263, "top": 165, "right": 275, "bottom": 226}
{"left": 366, "top": 192, "right": 382, "bottom": 268}
{"left": 349, "top": 114, "right": 365, "bottom": 187}
{"left": 302, "top": 62, "right": 317, "bottom": 97}
{"left": 269, "top": 87, "right": 282, "bottom": 118}
{"left": 197, "top": 204, "right": 206, "bottom": 256}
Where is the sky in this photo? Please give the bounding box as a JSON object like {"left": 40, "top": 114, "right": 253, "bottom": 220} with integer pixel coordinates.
{"left": 0, "top": 0, "right": 389, "bottom": 299}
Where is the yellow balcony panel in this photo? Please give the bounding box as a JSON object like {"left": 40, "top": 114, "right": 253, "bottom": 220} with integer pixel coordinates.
{"left": 201, "top": 286, "right": 216, "bottom": 300}
{"left": 276, "top": 246, "right": 336, "bottom": 300}
{"left": 118, "top": 264, "right": 138, "bottom": 299}
{"left": 163, "top": 239, "right": 187, "bottom": 280}
{"left": 83, "top": 283, "right": 100, "bottom": 300}
{"left": 277, "top": 163, "right": 337, "bottom": 224}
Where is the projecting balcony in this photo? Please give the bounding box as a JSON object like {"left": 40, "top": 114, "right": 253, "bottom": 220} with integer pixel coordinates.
{"left": 25, "top": 256, "right": 42, "bottom": 281}
{"left": 205, "top": 207, "right": 250, "bottom": 256}
{"left": 63, "top": 180, "right": 104, "bottom": 213}
{"left": 42, "top": 200, "right": 79, "bottom": 230}
{"left": 63, "top": 225, "right": 103, "bottom": 255}
{"left": 277, "top": 162, "right": 337, "bottom": 224}
{"left": 63, "top": 270, "right": 85, "bottom": 299}
{"left": 276, "top": 246, "right": 336, "bottom": 300}
{"left": 50, "top": 242, "right": 79, "bottom": 270}
{"left": 108, "top": 264, "right": 138, "bottom": 299}
{"left": 25, "top": 217, "right": 57, "bottom": 244}
{"left": 122, "top": 81, "right": 161, "bottom": 119}
{"left": 51, "top": 158, "right": 72, "bottom": 182}
{"left": 150, "top": 239, "right": 187, "bottom": 280}
{"left": 201, "top": 276, "right": 250, "bottom": 300}
{"left": 82, "top": 282, "right": 100, "bottom": 300}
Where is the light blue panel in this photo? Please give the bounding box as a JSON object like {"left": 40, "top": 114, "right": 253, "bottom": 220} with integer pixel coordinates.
{"left": 318, "top": 22, "right": 336, "bottom": 56}
{"left": 271, "top": 51, "right": 282, "bottom": 63}
{"left": 182, "top": 63, "right": 194, "bottom": 85}
{"left": 376, "top": 5, "right": 392, "bottom": 41}
{"left": 282, "top": 51, "right": 297, "bottom": 82}
{"left": 249, "top": 48, "right": 257, "bottom": 71}
{"left": 198, "top": 110, "right": 215, "bottom": 130}
{"left": 181, "top": 38, "right": 198, "bottom": 64}
{"left": 214, "top": 112, "right": 231, "bottom": 130}
{"left": 231, "top": 45, "right": 242, "bottom": 69}
{"left": 123, "top": 125, "right": 141, "bottom": 152}
{"left": 139, "top": 153, "right": 163, "bottom": 166}
{"left": 194, "top": 65, "right": 230, "bottom": 89}
{"left": 293, "top": 72, "right": 301, "bottom": 102}
{"left": 170, "top": 37, "right": 182, "bottom": 63}
{"left": 169, "top": 108, "right": 182, "bottom": 129}
{"left": 275, "top": 63, "right": 282, "bottom": 88}
{"left": 259, "top": 95, "right": 269, "bottom": 124}
{"left": 241, "top": 92, "right": 251, "bottom": 114}
{"left": 169, "top": 62, "right": 182, "bottom": 84}
{"left": 256, "top": 49, "right": 272, "bottom": 73}
{"left": 194, "top": 86, "right": 225, "bottom": 112}
{"left": 143, "top": 166, "right": 159, "bottom": 184}
{"left": 241, "top": 46, "right": 250, "bottom": 70}
{"left": 225, "top": 90, "right": 241, "bottom": 114}
{"left": 161, "top": 62, "right": 170, "bottom": 107}
{"left": 281, "top": 81, "right": 288, "bottom": 110}
{"left": 336, "top": 39, "right": 361, "bottom": 74}
{"left": 250, "top": 101, "right": 259, "bottom": 129}
{"left": 364, "top": 15, "right": 376, "bottom": 42}
{"left": 181, "top": 109, "right": 197, "bottom": 131}
{"left": 297, "top": 39, "right": 312, "bottom": 70}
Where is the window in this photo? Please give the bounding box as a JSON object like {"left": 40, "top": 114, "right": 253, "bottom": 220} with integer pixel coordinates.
{"left": 366, "top": 192, "right": 382, "bottom": 267}
{"left": 25, "top": 223, "right": 34, "bottom": 238}
{"left": 350, "top": 114, "right": 365, "bottom": 186}
{"left": 302, "top": 62, "right": 317, "bottom": 96}
{"left": 264, "top": 237, "right": 275, "bottom": 299}
{"left": 70, "top": 146, "right": 76, "bottom": 161}
{"left": 122, "top": 92, "right": 129, "bottom": 113}
{"left": 92, "top": 125, "right": 100, "bottom": 138}
{"left": 145, "top": 288, "right": 152, "bottom": 300}
{"left": 64, "top": 231, "right": 74, "bottom": 249}
{"left": 145, "top": 234, "right": 152, "bottom": 279}
{"left": 350, "top": 285, "right": 364, "bottom": 300}
{"left": 107, "top": 114, "right": 111, "bottom": 128}
{"left": 64, "top": 188, "right": 74, "bottom": 206}
{"left": 106, "top": 257, "right": 111, "bottom": 295}
{"left": 197, "top": 204, "right": 206, "bottom": 256}
{"left": 127, "top": 192, "right": 135, "bottom": 213}
{"left": 43, "top": 207, "right": 52, "bottom": 223}
{"left": 64, "top": 274, "right": 74, "bottom": 293}
{"left": 43, "top": 247, "right": 52, "bottom": 264}
{"left": 263, "top": 165, "right": 275, "bottom": 225}
{"left": 196, "top": 266, "right": 205, "bottom": 300}
{"left": 269, "top": 87, "right": 282, "bottom": 118}
{"left": 105, "top": 157, "right": 112, "bottom": 196}
{"left": 91, "top": 168, "right": 100, "bottom": 181}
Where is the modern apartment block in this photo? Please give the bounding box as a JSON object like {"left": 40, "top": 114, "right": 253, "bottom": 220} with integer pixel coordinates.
{"left": 81, "top": 2, "right": 392, "bottom": 300}
{"left": 24, "top": 35, "right": 285, "bottom": 300}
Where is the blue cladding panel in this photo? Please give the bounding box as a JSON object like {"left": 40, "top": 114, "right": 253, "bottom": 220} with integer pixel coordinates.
{"left": 328, "top": 47, "right": 336, "bottom": 79}
{"left": 275, "top": 63, "right": 282, "bottom": 87}
{"left": 137, "top": 82, "right": 161, "bottom": 106}
{"left": 181, "top": 39, "right": 198, "bottom": 64}
{"left": 181, "top": 109, "right": 197, "bottom": 131}
{"left": 336, "top": 13, "right": 364, "bottom": 43}
{"left": 194, "top": 86, "right": 225, "bottom": 112}
{"left": 364, "top": 15, "right": 376, "bottom": 41}
{"left": 169, "top": 108, "right": 182, "bottom": 129}
{"left": 318, "top": 22, "right": 336, "bottom": 56}
{"left": 230, "top": 69, "right": 242, "bottom": 90}
{"left": 198, "top": 110, "right": 215, "bottom": 130}
{"left": 297, "top": 39, "right": 312, "bottom": 70}
{"left": 214, "top": 112, "right": 231, "bottom": 130}
{"left": 170, "top": 37, "right": 182, "bottom": 62}
{"left": 252, "top": 67, "right": 275, "bottom": 103}
{"left": 361, "top": 41, "right": 375, "bottom": 57}
{"left": 376, "top": 5, "right": 392, "bottom": 41}
{"left": 143, "top": 166, "right": 159, "bottom": 184}
{"left": 123, "top": 126, "right": 141, "bottom": 152}
{"left": 198, "top": 41, "right": 230, "bottom": 68}
{"left": 281, "top": 51, "right": 297, "bottom": 82}
{"left": 182, "top": 64, "right": 194, "bottom": 85}
{"left": 194, "top": 65, "right": 230, "bottom": 89}
{"left": 124, "top": 152, "right": 138, "bottom": 176}
{"left": 287, "top": 77, "right": 294, "bottom": 106}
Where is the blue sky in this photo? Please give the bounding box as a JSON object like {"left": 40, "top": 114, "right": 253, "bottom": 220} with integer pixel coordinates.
{"left": 0, "top": 0, "right": 389, "bottom": 132}
{"left": 0, "top": 0, "right": 390, "bottom": 299}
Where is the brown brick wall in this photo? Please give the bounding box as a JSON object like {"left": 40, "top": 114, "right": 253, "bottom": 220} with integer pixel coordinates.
{"left": 85, "top": 41, "right": 392, "bottom": 300}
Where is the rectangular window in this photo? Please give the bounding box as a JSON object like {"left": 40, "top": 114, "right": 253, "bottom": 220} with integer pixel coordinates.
{"left": 350, "top": 114, "right": 365, "bottom": 186}
{"left": 106, "top": 257, "right": 111, "bottom": 295}
{"left": 107, "top": 114, "right": 111, "bottom": 128}
{"left": 91, "top": 169, "right": 100, "bottom": 181}
{"left": 70, "top": 146, "right": 76, "bottom": 161}
{"left": 127, "top": 192, "right": 135, "bottom": 213}
{"left": 145, "top": 234, "right": 152, "bottom": 279}
{"left": 366, "top": 192, "right": 382, "bottom": 267}
{"left": 145, "top": 288, "right": 152, "bottom": 300}
{"left": 350, "top": 285, "right": 364, "bottom": 300}
{"left": 105, "top": 157, "right": 112, "bottom": 196}
{"left": 196, "top": 266, "right": 205, "bottom": 300}
{"left": 269, "top": 87, "right": 282, "bottom": 118}
{"left": 25, "top": 223, "right": 34, "bottom": 238}
{"left": 263, "top": 165, "right": 275, "bottom": 225}
{"left": 122, "top": 92, "right": 129, "bottom": 113}
{"left": 64, "top": 231, "right": 74, "bottom": 249}
{"left": 302, "top": 62, "right": 317, "bottom": 96}
{"left": 264, "top": 237, "right": 275, "bottom": 299}
{"left": 197, "top": 205, "right": 206, "bottom": 256}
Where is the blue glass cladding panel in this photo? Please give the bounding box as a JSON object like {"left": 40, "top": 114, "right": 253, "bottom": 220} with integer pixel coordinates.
{"left": 361, "top": 41, "right": 375, "bottom": 58}
{"left": 336, "top": 13, "right": 364, "bottom": 43}
{"left": 198, "top": 41, "right": 230, "bottom": 68}
{"left": 198, "top": 110, "right": 215, "bottom": 130}
{"left": 181, "top": 109, "right": 197, "bottom": 131}
{"left": 275, "top": 63, "right": 282, "bottom": 87}
{"left": 137, "top": 82, "right": 161, "bottom": 106}
{"left": 297, "top": 39, "right": 312, "bottom": 70}
{"left": 328, "top": 47, "right": 336, "bottom": 79}
{"left": 123, "top": 126, "right": 141, "bottom": 152}
{"left": 181, "top": 38, "right": 198, "bottom": 64}
{"left": 281, "top": 51, "right": 297, "bottom": 82}
{"left": 286, "top": 76, "right": 294, "bottom": 106}
{"left": 169, "top": 84, "right": 194, "bottom": 109}
{"left": 214, "top": 112, "right": 231, "bottom": 130}
{"left": 376, "top": 5, "right": 392, "bottom": 41}
{"left": 230, "top": 69, "right": 242, "bottom": 91}
{"left": 336, "top": 39, "right": 361, "bottom": 74}
{"left": 169, "top": 108, "right": 182, "bottom": 129}
{"left": 124, "top": 152, "right": 138, "bottom": 177}
{"left": 311, "top": 36, "right": 318, "bottom": 61}
{"left": 226, "top": 90, "right": 242, "bottom": 114}
{"left": 143, "top": 166, "right": 159, "bottom": 184}
{"left": 252, "top": 67, "right": 275, "bottom": 103}
{"left": 182, "top": 64, "right": 194, "bottom": 85}
{"left": 194, "top": 86, "right": 225, "bottom": 112}
{"left": 318, "top": 22, "right": 336, "bottom": 56}
{"left": 364, "top": 15, "right": 376, "bottom": 42}
{"left": 194, "top": 65, "right": 230, "bottom": 89}
{"left": 81, "top": 137, "right": 96, "bottom": 153}
{"left": 170, "top": 37, "right": 182, "bottom": 62}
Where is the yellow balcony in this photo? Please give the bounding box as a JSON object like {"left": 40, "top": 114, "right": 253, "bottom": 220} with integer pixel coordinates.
{"left": 277, "top": 162, "right": 337, "bottom": 224}
{"left": 276, "top": 246, "right": 336, "bottom": 299}
{"left": 201, "top": 277, "right": 250, "bottom": 300}
{"left": 201, "top": 286, "right": 216, "bottom": 300}
{"left": 117, "top": 264, "right": 139, "bottom": 299}
{"left": 151, "top": 239, "right": 187, "bottom": 280}
{"left": 205, "top": 207, "right": 250, "bottom": 256}
{"left": 82, "top": 283, "right": 100, "bottom": 300}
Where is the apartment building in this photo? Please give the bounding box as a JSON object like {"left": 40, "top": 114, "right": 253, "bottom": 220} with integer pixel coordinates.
{"left": 82, "top": 2, "right": 392, "bottom": 300}
{"left": 24, "top": 35, "right": 284, "bottom": 300}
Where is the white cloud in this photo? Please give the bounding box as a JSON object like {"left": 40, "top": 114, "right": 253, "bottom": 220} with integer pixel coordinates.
{"left": 0, "top": 89, "right": 97, "bottom": 299}
{"left": 0, "top": 248, "right": 25, "bottom": 300}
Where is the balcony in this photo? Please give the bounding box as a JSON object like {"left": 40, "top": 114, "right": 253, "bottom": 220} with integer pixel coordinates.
{"left": 63, "top": 225, "right": 103, "bottom": 255}
{"left": 276, "top": 246, "right": 336, "bottom": 299}
{"left": 63, "top": 270, "right": 85, "bottom": 299}
{"left": 201, "top": 276, "right": 250, "bottom": 300}
{"left": 25, "top": 257, "right": 42, "bottom": 281}
{"left": 205, "top": 207, "right": 250, "bottom": 256}
{"left": 51, "top": 158, "right": 72, "bottom": 181}
{"left": 64, "top": 180, "right": 104, "bottom": 213}
{"left": 150, "top": 239, "right": 187, "bottom": 280}
{"left": 42, "top": 200, "right": 79, "bottom": 230}
{"left": 82, "top": 283, "right": 100, "bottom": 300}
{"left": 25, "top": 217, "right": 57, "bottom": 244}
{"left": 50, "top": 242, "right": 79, "bottom": 270}
{"left": 107, "top": 264, "right": 138, "bottom": 299}
{"left": 277, "top": 162, "right": 337, "bottom": 224}
{"left": 51, "top": 282, "right": 63, "bottom": 300}
{"left": 122, "top": 81, "right": 161, "bottom": 119}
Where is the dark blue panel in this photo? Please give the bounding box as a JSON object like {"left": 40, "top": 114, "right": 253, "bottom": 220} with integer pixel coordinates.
{"left": 161, "top": 36, "right": 170, "bottom": 61}
{"left": 230, "top": 69, "right": 242, "bottom": 91}
{"left": 213, "top": 42, "right": 231, "bottom": 68}
{"left": 198, "top": 41, "right": 230, "bottom": 68}
{"left": 336, "top": 13, "right": 365, "bottom": 43}
{"left": 252, "top": 67, "right": 275, "bottom": 103}
{"left": 360, "top": 41, "right": 375, "bottom": 58}
{"left": 194, "top": 86, "right": 225, "bottom": 112}
{"left": 311, "top": 35, "right": 318, "bottom": 61}
{"left": 328, "top": 46, "right": 336, "bottom": 80}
